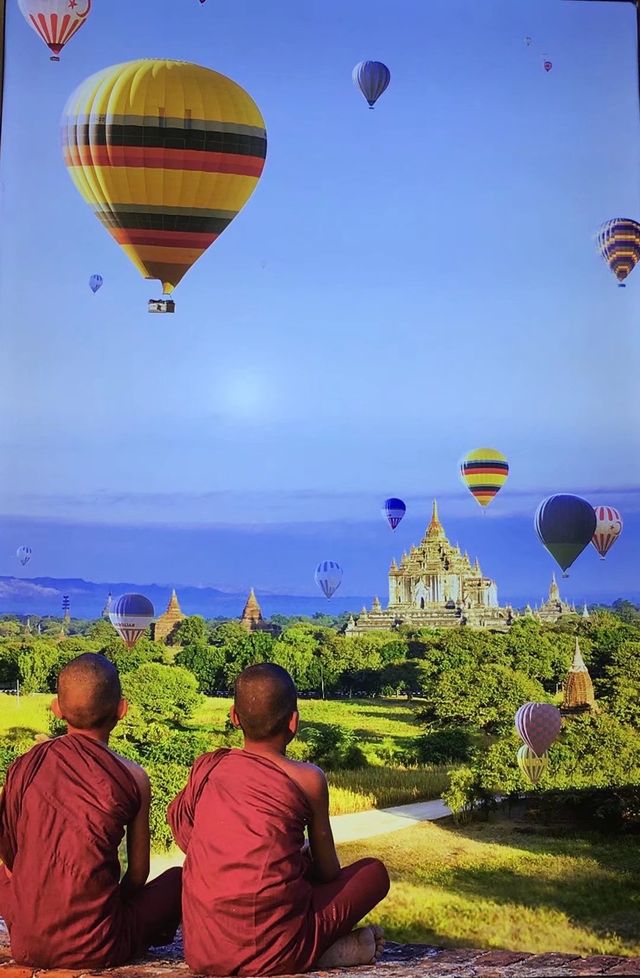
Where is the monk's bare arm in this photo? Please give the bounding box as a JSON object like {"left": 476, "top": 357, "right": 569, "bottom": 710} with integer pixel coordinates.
{"left": 121, "top": 764, "right": 151, "bottom": 892}
{"left": 304, "top": 766, "right": 340, "bottom": 883}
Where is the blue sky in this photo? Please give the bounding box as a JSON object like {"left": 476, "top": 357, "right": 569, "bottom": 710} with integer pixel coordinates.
{"left": 0, "top": 0, "right": 638, "bottom": 603}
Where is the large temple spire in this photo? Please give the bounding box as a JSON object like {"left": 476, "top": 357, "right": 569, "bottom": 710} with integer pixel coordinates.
{"left": 426, "top": 499, "right": 445, "bottom": 539}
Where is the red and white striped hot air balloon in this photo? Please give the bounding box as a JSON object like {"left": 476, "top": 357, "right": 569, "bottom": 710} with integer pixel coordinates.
{"left": 17, "top": 0, "right": 91, "bottom": 61}
{"left": 592, "top": 505, "right": 623, "bottom": 559}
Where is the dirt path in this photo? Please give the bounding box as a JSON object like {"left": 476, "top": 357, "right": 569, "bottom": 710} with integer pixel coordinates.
{"left": 149, "top": 797, "right": 452, "bottom": 879}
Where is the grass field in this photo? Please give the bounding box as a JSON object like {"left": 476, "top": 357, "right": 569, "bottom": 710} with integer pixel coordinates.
{"left": 340, "top": 818, "right": 640, "bottom": 957}
{"left": 191, "top": 696, "right": 421, "bottom": 763}
{"left": 0, "top": 693, "right": 445, "bottom": 816}
{"left": 328, "top": 767, "right": 449, "bottom": 815}
{"left": 0, "top": 693, "right": 51, "bottom": 736}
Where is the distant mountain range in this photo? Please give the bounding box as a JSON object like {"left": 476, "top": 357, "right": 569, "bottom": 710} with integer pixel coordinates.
{"left": 0, "top": 576, "right": 371, "bottom": 620}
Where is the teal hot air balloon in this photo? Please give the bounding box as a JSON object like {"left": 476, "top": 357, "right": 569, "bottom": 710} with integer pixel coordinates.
{"left": 352, "top": 61, "right": 390, "bottom": 109}
{"left": 534, "top": 494, "right": 597, "bottom": 577}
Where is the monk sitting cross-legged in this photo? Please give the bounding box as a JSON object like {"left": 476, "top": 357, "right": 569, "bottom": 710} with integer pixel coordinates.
{"left": 0, "top": 653, "right": 182, "bottom": 968}
{"left": 168, "top": 662, "right": 390, "bottom": 976}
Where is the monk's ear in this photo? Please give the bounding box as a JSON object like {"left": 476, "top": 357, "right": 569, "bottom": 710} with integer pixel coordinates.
{"left": 51, "top": 697, "right": 63, "bottom": 719}
{"left": 229, "top": 704, "right": 242, "bottom": 729}
{"left": 116, "top": 698, "right": 128, "bottom": 721}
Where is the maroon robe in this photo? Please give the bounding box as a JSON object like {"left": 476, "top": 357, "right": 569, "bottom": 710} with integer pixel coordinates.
{"left": 168, "top": 748, "right": 390, "bottom": 976}
{"left": 0, "top": 734, "right": 181, "bottom": 968}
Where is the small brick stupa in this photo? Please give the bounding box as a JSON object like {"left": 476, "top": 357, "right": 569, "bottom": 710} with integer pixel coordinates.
{"left": 152, "top": 589, "right": 186, "bottom": 643}
{"left": 562, "top": 638, "right": 597, "bottom": 714}
{"left": 239, "top": 589, "right": 279, "bottom": 635}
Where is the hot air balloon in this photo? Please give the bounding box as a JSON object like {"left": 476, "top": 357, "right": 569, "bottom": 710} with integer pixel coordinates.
{"left": 517, "top": 745, "right": 548, "bottom": 786}
{"left": 109, "top": 593, "right": 154, "bottom": 649}
{"left": 535, "top": 494, "right": 597, "bottom": 576}
{"left": 16, "top": 546, "right": 32, "bottom": 567}
{"left": 592, "top": 505, "right": 623, "bottom": 559}
{"left": 315, "top": 561, "right": 343, "bottom": 599}
{"left": 383, "top": 498, "right": 406, "bottom": 530}
{"left": 460, "top": 448, "right": 509, "bottom": 509}
{"left": 62, "top": 60, "right": 267, "bottom": 311}
{"left": 352, "top": 61, "right": 391, "bottom": 109}
{"left": 515, "top": 702, "right": 562, "bottom": 756}
{"left": 596, "top": 219, "right": 640, "bottom": 287}
{"left": 89, "top": 274, "right": 103, "bottom": 294}
{"left": 17, "top": 0, "right": 91, "bottom": 61}
{"left": 543, "top": 57, "right": 552, "bottom": 72}
{"left": 524, "top": 36, "right": 532, "bottom": 47}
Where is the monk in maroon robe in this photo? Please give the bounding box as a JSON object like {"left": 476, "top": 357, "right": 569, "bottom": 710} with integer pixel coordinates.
{"left": 169, "top": 662, "right": 390, "bottom": 976}
{"left": 0, "top": 653, "right": 181, "bottom": 968}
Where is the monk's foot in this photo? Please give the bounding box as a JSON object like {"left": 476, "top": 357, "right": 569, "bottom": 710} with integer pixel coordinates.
{"left": 315, "top": 926, "right": 385, "bottom": 969}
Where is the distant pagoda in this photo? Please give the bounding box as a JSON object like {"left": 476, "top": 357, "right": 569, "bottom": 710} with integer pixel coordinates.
{"left": 152, "top": 590, "right": 185, "bottom": 643}
{"left": 102, "top": 592, "right": 113, "bottom": 619}
{"left": 562, "top": 638, "right": 597, "bottom": 714}
{"left": 239, "top": 588, "right": 279, "bottom": 635}
{"left": 534, "top": 574, "right": 576, "bottom": 624}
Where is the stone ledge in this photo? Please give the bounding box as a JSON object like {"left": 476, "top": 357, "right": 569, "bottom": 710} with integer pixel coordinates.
{"left": 2, "top": 929, "right": 640, "bottom": 978}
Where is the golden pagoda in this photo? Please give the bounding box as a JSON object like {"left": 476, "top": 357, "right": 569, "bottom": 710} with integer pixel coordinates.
{"left": 152, "top": 589, "right": 186, "bottom": 643}
{"left": 346, "top": 500, "right": 512, "bottom": 635}
{"left": 562, "top": 638, "right": 597, "bottom": 714}
{"left": 239, "top": 589, "right": 279, "bottom": 635}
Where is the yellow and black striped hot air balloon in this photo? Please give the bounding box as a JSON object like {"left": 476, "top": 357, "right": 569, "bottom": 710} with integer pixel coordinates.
{"left": 61, "top": 60, "right": 267, "bottom": 311}
{"left": 460, "top": 447, "right": 509, "bottom": 509}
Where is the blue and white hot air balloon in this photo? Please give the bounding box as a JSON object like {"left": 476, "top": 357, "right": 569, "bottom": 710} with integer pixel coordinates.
{"left": 382, "top": 498, "right": 406, "bottom": 530}
{"left": 352, "top": 61, "right": 391, "bottom": 109}
{"left": 89, "top": 274, "right": 103, "bottom": 293}
{"left": 315, "top": 561, "right": 343, "bottom": 599}
{"left": 109, "top": 593, "right": 154, "bottom": 648}
{"left": 16, "top": 545, "right": 32, "bottom": 567}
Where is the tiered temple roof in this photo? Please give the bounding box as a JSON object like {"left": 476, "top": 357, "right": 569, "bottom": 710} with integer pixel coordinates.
{"left": 152, "top": 589, "right": 186, "bottom": 643}
{"left": 239, "top": 589, "right": 279, "bottom": 635}
{"left": 347, "top": 500, "right": 512, "bottom": 635}
{"left": 534, "top": 575, "right": 576, "bottom": 624}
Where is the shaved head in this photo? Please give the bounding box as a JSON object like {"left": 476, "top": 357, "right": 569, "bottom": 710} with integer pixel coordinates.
{"left": 57, "top": 653, "right": 122, "bottom": 731}
{"left": 234, "top": 663, "right": 297, "bottom": 741}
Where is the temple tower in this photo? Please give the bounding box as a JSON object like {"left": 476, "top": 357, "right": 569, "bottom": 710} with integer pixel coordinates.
{"left": 102, "top": 593, "right": 113, "bottom": 619}
{"left": 562, "top": 638, "right": 597, "bottom": 714}
{"left": 152, "top": 589, "right": 186, "bottom": 643}
{"left": 239, "top": 589, "right": 279, "bottom": 634}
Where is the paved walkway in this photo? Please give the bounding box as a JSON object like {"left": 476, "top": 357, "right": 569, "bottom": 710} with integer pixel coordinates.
{"left": 149, "top": 798, "right": 452, "bottom": 878}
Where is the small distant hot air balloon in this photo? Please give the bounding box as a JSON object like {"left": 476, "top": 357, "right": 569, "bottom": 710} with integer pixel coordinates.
{"left": 460, "top": 448, "right": 509, "bottom": 509}
{"left": 535, "top": 494, "right": 597, "bottom": 576}
{"left": 315, "top": 561, "right": 343, "bottom": 599}
{"left": 62, "top": 60, "right": 267, "bottom": 310}
{"left": 542, "top": 56, "right": 553, "bottom": 72}
{"left": 17, "top": 0, "right": 91, "bottom": 61}
{"left": 352, "top": 61, "right": 391, "bottom": 109}
{"left": 515, "top": 702, "right": 562, "bottom": 756}
{"left": 517, "top": 745, "right": 548, "bottom": 785}
{"left": 89, "top": 274, "right": 103, "bottom": 294}
{"left": 383, "top": 498, "right": 406, "bottom": 530}
{"left": 592, "top": 505, "right": 623, "bottom": 559}
{"left": 596, "top": 219, "right": 640, "bottom": 287}
{"left": 524, "top": 36, "right": 532, "bottom": 47}
{"left": 16, "top": 546, "right": 32, "bottom": 567}
{"left": 109, "top": 594, "right": 154, "bottom": 649}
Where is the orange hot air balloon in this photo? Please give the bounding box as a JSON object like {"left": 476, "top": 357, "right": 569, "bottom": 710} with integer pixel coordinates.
{"left": 18, "top": 0, "right": 91, "bottom": 61}
{"left": 61, "top": 60, "right": 267, "bottom": 309}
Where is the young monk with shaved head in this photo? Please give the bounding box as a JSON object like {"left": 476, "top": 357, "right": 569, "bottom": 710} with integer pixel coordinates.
{"left": 0, "top": 653, "right": 181, "bottom": 968}
{"left": 169, "top": 662, "right": 390, "bottom": 976}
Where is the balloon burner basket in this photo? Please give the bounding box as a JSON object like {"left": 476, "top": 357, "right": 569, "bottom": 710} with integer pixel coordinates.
{"left": 148, "top": 299, "right": 175, "bottom": 314}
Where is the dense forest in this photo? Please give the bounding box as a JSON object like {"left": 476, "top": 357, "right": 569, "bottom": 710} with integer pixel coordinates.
{"left": 1, "top": 601, "right": 639, "bottom": 847}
